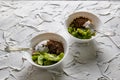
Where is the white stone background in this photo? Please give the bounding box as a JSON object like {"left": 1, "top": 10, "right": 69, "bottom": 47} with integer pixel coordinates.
{"left": 0, "top": 1, "right": 120, "bottom": 80}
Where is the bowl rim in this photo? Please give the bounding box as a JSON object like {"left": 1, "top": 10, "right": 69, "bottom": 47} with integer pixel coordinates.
{"left": 65, "top": 11, "right": 102, "bottom": 42}
{"left": 29, "top": 32, "right": 69, "bottom": 68}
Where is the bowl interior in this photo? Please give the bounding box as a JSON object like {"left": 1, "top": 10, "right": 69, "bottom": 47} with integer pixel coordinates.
{"left": 66, "top": 11, "right": 102, "bottom": 42}
{"left": 26, "top": 33, "right": 68, "bottom": 68}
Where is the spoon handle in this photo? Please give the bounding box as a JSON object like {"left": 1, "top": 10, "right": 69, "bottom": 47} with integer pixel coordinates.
{"left": 5, "top": 46, "right": 32, "bottom": 52}
{"left": 95, "top": 30, "right": 115, "bottom": 36}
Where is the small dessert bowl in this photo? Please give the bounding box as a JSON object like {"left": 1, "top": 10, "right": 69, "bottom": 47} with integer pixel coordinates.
{"left": 65, "top": 11, "right": 102, "bottom": 43}
{"left": 24, "top": 33, "right": 68, "bottom": 69}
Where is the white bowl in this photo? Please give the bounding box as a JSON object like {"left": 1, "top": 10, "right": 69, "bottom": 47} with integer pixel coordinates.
{"left": 25, "top": 33, "right": 68, "bottom": 69}
{"left": 65, "top": 11, "right": 102, "bottom": 43}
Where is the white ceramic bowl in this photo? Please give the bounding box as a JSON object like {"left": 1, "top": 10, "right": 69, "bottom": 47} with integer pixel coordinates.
{"left": 65, "top": 11, "right": 102, "bottom": 43}
{"left": 25, "top": 33, "right": 68, "bottom": 69}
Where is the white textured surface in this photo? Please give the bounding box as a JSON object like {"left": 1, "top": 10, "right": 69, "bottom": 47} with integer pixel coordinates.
{"left": 0, "top": 1, "right": 120, "bottom": 80}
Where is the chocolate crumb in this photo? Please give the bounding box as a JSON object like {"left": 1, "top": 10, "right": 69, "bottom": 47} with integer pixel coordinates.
{"left": 71, "top": 17, "right": 90, "bottom": 28}
{"left": 46, "top": 40, "right": 64, "bottom": 55}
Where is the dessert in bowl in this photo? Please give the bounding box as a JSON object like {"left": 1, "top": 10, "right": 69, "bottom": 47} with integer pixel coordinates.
{"left": 25, "top": 33, "right": 68, "bottom": 69}
{"left": 65, "top": 11, "right": 102, "bottom": 42}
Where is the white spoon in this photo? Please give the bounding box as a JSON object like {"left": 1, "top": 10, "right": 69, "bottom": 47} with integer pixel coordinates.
{"left": 4, "top": 40, "right": 49, "bottom": 52}
{"left": 83, "top": 21, "right": 115, "bottom": 36}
